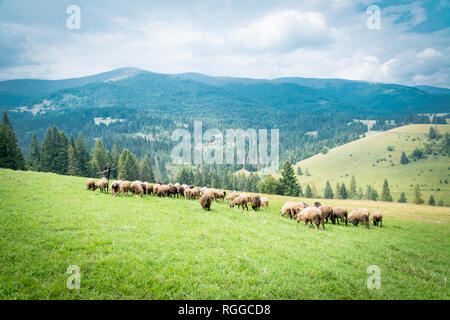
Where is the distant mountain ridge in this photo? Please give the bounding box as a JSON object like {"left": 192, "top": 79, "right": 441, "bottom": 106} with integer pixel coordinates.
{"left": 1, "top": 67, "right": 449, "bottom": 116}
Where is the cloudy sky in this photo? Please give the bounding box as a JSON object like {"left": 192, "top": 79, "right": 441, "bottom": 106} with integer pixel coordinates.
{"left": 0, "top": 0, "right": 449, "bottom": 87}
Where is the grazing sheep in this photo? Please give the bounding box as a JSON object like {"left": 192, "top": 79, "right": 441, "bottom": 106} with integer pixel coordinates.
{"left": 177, "top": 185, "right": 185, "bottom": 197}
{"left": 331, "top": 207, "right": 348, "bottom": 226}
{"left": 230, "top": 195, "right": 249, "bottom": 211}
{"left": 261, "top": 197, "right": 269, "bottom": 209}
{"left": 145, "top": 183, "right": 154, "bottom": 195}
{"left": 96, "top": 178, "right": 109, "bottom": 193}
{"left": 111, "top": 180, "right": 122, "bottom": 196}
{"left": 118, "top": 181, "right": 130, "bottom": 196}
{"left": 190, "top": 187, "right": 202, "bottom": 199}
{"left": 130, "top": 181, "right": 144, "bottom": 197}
{"left": 168, "top": 185, "right": 178, "bottom": 197}
{"left": 349, "top": 208, "right": 370, "bottom": 229}
{"left": 281, "top": 201, "right": 295, "bottom": 217}
{"left": 215, "top": 190, "right": 226, "bottom": 202}
{"left": 372, "top": 211, "right": 383, "bottom": 227}
{"left": 297, "top": 207, "right": 325, "bottom": 230}
{"left": 86, "top": 179, "right": 96, "bottom": 191}
{"left": 184, "top": 188, "right": 192, "bottom": 199}
{"left": 314, "top": 202, "right": 322, "bottom": 207}
{"left": 251, "top": 195, "right": 262, "bottom": 211}
{"left": 200, "top": 192, "right": 213, "bottom": 211}
{"left": 318, "top": 205, "right": 333, "bottom": 223}
{"left": 226, "top": 191, "right": 239, "bottom": 202}
{"left": 153, "top": 184, "right": 161, "bottom": 195}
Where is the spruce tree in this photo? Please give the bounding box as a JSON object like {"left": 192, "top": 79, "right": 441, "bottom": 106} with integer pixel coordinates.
{"left": 323, "top": 181, "right": 334, "bottom": 199}
{"left": 398, "top": 192, "right": 407, "bottom": 203}
{"left": 438, "top": 199, "right": 444, "bottom": 206}
{"left": 400, "top": 152, "right": 409, "bottom": 165}
{"left": 92, "top": 139, "right": 109, "bottom": 169}
{"left": 140, "top": 154, "right": 155, "bottom": 182}
{"left": 280, "top": 160, "right": 301, "bottom": 196}
{"left": 370, "top": 188, "right": 379, "bottom": 201}
{"left": 76, "top": 132, "right": 90, "bottom": 177}
{"left": 335, "top": 182, "right": 341, "bottom": 199}
{"left": 349, "top": 176, "right": 357, "bottom": 199}
{"left": 414, "top": 184, "right": 424, "bottom": 204}
{"left": 111, "top": 142, "right": 121, "bottom": 179}
{"left": 0, "top": 111, "right": 25, "bottom": 170}
{"left": 428, "top": 195, "right": 435, "bottom": 206}
{"left": 67, "top": 145, "right": 78, "bottom": 176}
{"left": 29, "top": 133, "right": 41, "bottom": 171}
{"left": 339, "top": 183, "right": 348, "bottom": 199}
{"left": 305, "top": 184, "right": 313, "bottom": 198}
{"left": 380, "top": 179, "right": 393, "bottom": 202}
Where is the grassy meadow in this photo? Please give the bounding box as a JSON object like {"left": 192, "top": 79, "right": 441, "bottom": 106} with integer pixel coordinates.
{"left": 294, "top": 124, "right": 450, "bottom": 204}
{"left": 0, "top": 168, "right": 449, "bottom": 299}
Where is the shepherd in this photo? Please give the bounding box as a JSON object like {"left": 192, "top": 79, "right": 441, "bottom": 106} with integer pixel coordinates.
{"left": 102, "top": 163, "right": 111, "bottom": 181}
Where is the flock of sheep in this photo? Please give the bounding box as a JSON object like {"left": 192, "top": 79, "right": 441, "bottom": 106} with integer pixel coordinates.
{"left": 281, "top": 201, "right": 383, "bottom": 230}
{"left": 86, "top": 177, "right": 383, "bottom": 230}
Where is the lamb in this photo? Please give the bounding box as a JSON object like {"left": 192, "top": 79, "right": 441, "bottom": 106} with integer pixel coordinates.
{"left": 95, "top": 178, "right": 109, "bottom": 193}
{"left": 349, "top": 208, "right": 370, "bottom": 229}
{"left": 296, "top": 207, "right": 325, "bottom": 230}
{"left": 251, "top": 195, "right": 261, "bottom": 211}
{"left": 200, "top": 192, "right": 213, "bottom": 211}
{"left": 86, "top": 178, "right": 96, "bottom": 191}
{"left": 230, "top": 195, "right": 249, "bottom": 211}
{"left": 372, "top": 211, "right": 383, "bottom": 227}
{"left": 318, "top": 205, "right": 333, "bottom": 223}
{"left": 331, "top": 206, "right": 348, "bottom": 226}
{"left": 260, "top": 197, "right": 269, "bottom": 209}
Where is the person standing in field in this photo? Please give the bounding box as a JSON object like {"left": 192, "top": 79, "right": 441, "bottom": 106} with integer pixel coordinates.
{"left": 102, "top": 163, "right": 111, "bottom": 181}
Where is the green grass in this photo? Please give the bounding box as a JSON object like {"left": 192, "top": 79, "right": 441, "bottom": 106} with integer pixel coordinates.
{"left": 0, "top": 169, "right": 449, "bottom": 299}
{"left": 294, "top": 124, "right": 450, "bottom": 204}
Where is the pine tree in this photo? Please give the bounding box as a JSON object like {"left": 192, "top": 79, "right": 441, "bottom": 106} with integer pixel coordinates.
{"left": 323, "top": 181, "right": 334, "bottom": 199}
{"left": 297, "top": 167, "right": 303, "bottom": 175}
{"left": 111, "top": 142, "right": 121, "bottom": 179}
{"left": 280, "top": 161, "right": 301, "bottom": 196}
{"left": 140, "top": 154, "right": 155, "bottom": 182}
{"left": 414, "top": 184, "right": 424, "bottom": 204}
{"left": 339, "top": 183, "right": 348, "bottom": 199}
{"left": 428, "top": 195, "right": 435, "bottom": 206}
{"left": 41, "top": 126, "right": 68, "bottom": 174}
{"left": 117, "top": 149, "right": 139, "bottom": 181}
{"left": 400, "top": 152, "right": 409, "bottom": 165}
{"left": 0, "top": 111, "right": 25, "bottom": 170}
{"left": 380, "top": 179, "right": 393, "bottom": 202}
{"left": 75, "top": 132, "right": 90, "bottom": 177}
{"left": 29, "top": 133, "right": 41, "bottom": 171}
{"left": 92, "top": 138, "right": 109, "bottom": 170}
{"left": 358, "top": 187, "right": 364, "bottom": 199}
{"left": 305, "top": 184, "right": 313, "bottom": 198}
{"left": 365, "top": 185, "right": 372, "bottom": 200}
{"left": 349, "top": 176, "right": 357, "bottom": 199}
{"left": 67, "top": 144, "right": 78, "bottom": 176}
{"left": 335, "top": 182, "right": 341, "bottom": 199}
{"left": 438, "top": 199, "right": 444, "bottom": 206}
{"left": 370, "top": 188, "right": 379, "bottom": 201}
{"left": 398, "top": 192, "right": 407, "bottom": 203}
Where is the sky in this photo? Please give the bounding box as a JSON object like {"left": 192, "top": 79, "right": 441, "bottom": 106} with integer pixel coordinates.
{"left": 0, "top": 0, "right": 449, "bottom": 88}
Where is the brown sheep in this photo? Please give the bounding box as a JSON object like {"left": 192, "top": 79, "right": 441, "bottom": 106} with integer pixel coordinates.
{"left": 153, "top": 184, "right": 161, "bottom": 195}
{"left": 290, "top": 202, "right": 308, "bottom": 219}
{"left": 190, "top": 187, "right": 202, "bottom": 199}
{"left": 111, "top": 180, "right": 121, "bottom": 196}
{"left": 226, "top": 191, "right": 239, "bottom": 202}
{"left": 372, "top": 211, "right": 383, "bottom": 227}
{"left": 184, "top": 188, "right": 192, "bottom": 199}
{"left": 215, "top": 190, "right": 226, "bottom": 202}
{"left": 200, "top": 192, "right": 213, "bottom": 211}
{"left": 177, "top": 185, "right": 185, "bottom": 197}
{"left": 145, "top": 183, "right": 154, "bottom": 195}
{"left": 261, "top": 197, "right": 269, "bottom": 209}
{"left": 281, "top": 201, "right": 295, "bottom": 217}
{"left": 118, "top": 181, "right": 130, "bottom": 196}
{"left": 319, "top": 205, "right": 333, "bottom": 223}
{"left": 297, "top": 207, "right": 325, "bottom": 230}
{"left": 95, "top": 178, "right": 109, "bottom": 193}
{"left": 86, "top": 178, "right": 96, "bottom": 191}
{"left": 230, "top": 195, "right": 249, "bottom": 211}
{"left": 130, "top": 181, "right": 144, "bottom": 197}
{"left": 332, "top": 207, "right": 348, "bottom": 226}
{"left": 251, "top": 195, "right": 261, "bottom": 211}
{"left": 349, "top": 208, "right": 370, "bottom": 229}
